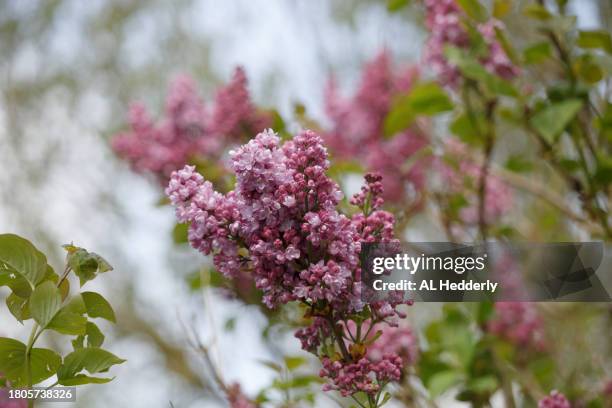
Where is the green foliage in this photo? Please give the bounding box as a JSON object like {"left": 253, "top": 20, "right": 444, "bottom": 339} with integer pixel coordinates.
{"left": 456, "top": 0, "right": 488, "bottom": 22}
{"left": 0, "top": 233, "right": 123, "bottom": 404}
{"left": 529, "top": 99, "right": 583, "bottom": 143}
{"left": 63, "top": 244, "right": 113, "bottom": 286}
{"left": 577, "top": 30, "right": 612, "bottom": 54}
{"left": 444, "top": 46, "right": 518, "bottom": 96}
{"left": 523, "top": 42, "right": 553, "bottom": 64}
{"left": 0, "top": 234, "right": 48, "bottom": 295}
{"left": 384, "top": 82, "right": 453, "bottom": 137}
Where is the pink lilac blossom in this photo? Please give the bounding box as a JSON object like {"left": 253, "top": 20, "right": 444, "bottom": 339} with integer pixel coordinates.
{"left": 604, "top": 380, "right": 612, "bottom": 397}
{"left": 0, "top": 374, "right": 26, "bottom": 408}
{"left": 167, "top": 130, "right": 409, "bottom": 397}
{"left": 112, "top": 68, "right": 269, "bottom": 184}
{"left": 227, "top": 383, "right": 258, "bottom": 408}
{"left": 324, "top": 51, "right": 429, "bottom": 204}
{"left": 367, "top": 325, "right": 419, "bottom": 367}
{"left": 209, "top": 67, "right": 271, "bottom": 141}
{"left": 488, "top": 302, "right": 546, "bottom": 351}
{"left": 538, "top": 391, "right": 571, "bottom": 408}
{"left": 438, "top": 140, "right": 512, "bottom": 224}
{"left": 320, "top": 354, "right": 403, "bottom": 397}
{"left": 423, "top": 0, "right": 519, "bottom": 87}
{"left": 0, "top": 390, "right": 26, "bottom": 408}
{"left": 167, "top": 130, "right": 386, "bottom": 311}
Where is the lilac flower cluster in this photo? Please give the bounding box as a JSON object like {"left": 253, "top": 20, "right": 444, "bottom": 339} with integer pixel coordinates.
{"left": 424, "top": 0, "right": 519, "bottom": 87}
{"left": 167, "top": 130, "right": 410, "bottom": 399}
{"left": 0, "top": 389, "right": 26, "bottom": 408}
{"left": 324, "top": 51, "right": 429, "bottom": 204}
{"left": 438, "top": 140, "right": 512, "bottom": 225}
{"left": 488, "top": 302, "right": 546, "bottom": 351}
{"left": 367, "top": 325, "right": 419, "bottom": 367}
{"left": 320, "top": 354, "right": 403, "bottom": 397}
{"left": 0, "top": 373, "right": 26, "bottom": 408}
{"left": 112, "top": 68, "right": 270, "bottom": 184}
{"left": 538, "top": 391, "right": 571, "bottom": 408}
{"left": 227, "top": 383, "right": 258, "bottom": 408}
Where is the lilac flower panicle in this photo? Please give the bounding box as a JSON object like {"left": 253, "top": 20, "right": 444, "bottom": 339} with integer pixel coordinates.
{"left": 210, "top": 67, "right": 271, "bottom": 141}
{"left": 538, "top": 391, "right": 571, "bottom": 408}
{"left": 112, "top": 68, "right": 269, "bottom": 184}
{"left": 488, "top": 302, "right": 546, "bottom": 351}
{"left": 424, "top": 0, "right": 519, "bottom": 87}
{"left": 438, "top": 140, "right": 513, "bottom": 224}
{"left": 168, "top": 130, "right": 410, "bottom": 398}
{"left": 324, "top": 51, "right": 429, "bottom": 204}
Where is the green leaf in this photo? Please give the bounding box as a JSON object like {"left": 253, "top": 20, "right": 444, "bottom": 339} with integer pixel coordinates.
{"left": 85, "top": 322, "right": 105, "bottom": 348}
{"left": 468, "top": 376, "right": 499, "bottom": 393}
{"left": 445, "top": 47, "right": 517, "bottom": 96}
{"left": 577, "top": 30, "right": 612, "bottom": 54}
{"left": 284, "top": 356, "right": 307, "bottom": 371}
{"left": 428, "top": 370, "right": 462, "bottom": 397}
{"left": 29, "top": 281, "right": 62, "bottom": 328}
{"left": 57, "top": 348, "right": 125, "bottom": 385}
{"left": 82, "top": 292, "right": 116, "bottom": 323}
{"left": 47, "top": 307, "right": 88, "bottom": 335}
{"left": 576, "top": 54, "right": 604, "bottom": 84}
{"left": 59, "top": 375, "right": 114, "bottom": 386}
{"left": 523, "top": 42, "right": 552, "bottom": 64}
{"left": 456, "top": 0, "right": 487, "bottom": 22}
{"left": 0, "top": 234, "right": 48, "bottom": 293}
{"left": 530, "top": 99, "right": 583, "bottom": 143}
{"left": 384, "top": 82, "right": 452, "bottom": 137}
{"left": 505, "top": 155, "right": 534, "bottom": 173}
{"left": 523, "top": 4, "right": 552, "bottom": 20}
{"left": 64, "top": 247, "right": 113, "bottom": 287}
{"left": 387, "top": 0, "right": 409, "bottom": 12}
{"left": 450, "top": 113, "right": 485, "bottom": 146}
{"left": 594, "top": 156, "right": 612, "bottom": 187}
{"left": 493, "top": 0, "right": 511, "bottom": 19}
{"left": 6, "top": 292, "right": 31, "bottom": 323}
{"left": 172, "top": 222, "right": 189, "bottom": 244}
{"left": 0, "top": 338, "right": 61, "bottom": 387}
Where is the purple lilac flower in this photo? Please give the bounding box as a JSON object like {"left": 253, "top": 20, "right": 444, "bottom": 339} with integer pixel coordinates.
{"left": 488, "top": 302, "right": 546, "bottom": 351}
{"left": 112, "top": 68, "right": 269, "bottom": 184}
{"left": 538, "top": 390, "right": 571, "bottom": 408}
{"left": 324, "top": 51, "right": 430, "bottom": 204}
{"left": 423, "top": 0, "right": 519, "bottom": 87}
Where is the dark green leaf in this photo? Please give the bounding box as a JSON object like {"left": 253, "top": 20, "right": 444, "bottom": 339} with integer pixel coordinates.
{"left": 523, "top": 4, "right": 552, "bottom": 20}
{"left": 47, "top": 307, "right": 88, "bottom": 335}
{"left": 505, "top": 155, "right": 534, "bottom": 173}
{"left": 29, "top": 281, "right": 62, "bottom": 328}
{"left": 57, "top": 348, "right": 125, "bottom": 385}
{"left": 64, "top": 247, "right": 113, "bottom": 287}
{"left": 577, "top": 30, "right": 612, "bottom": 54}
{"left": 85, "top": 322, "right": 105, "bottom": 348}
{"left": 384, "top": 82, "right": 452, "bottom": 137}
{"left": 6, "top": 292, "right": 30, "bottom": 323}
{"left": 82, "top": 292, "right": 116, "bottom": 323}
{"left": 456, "top": 0, "right": 487, "bottom": 22}
{"left": 0, "top": 338, "right": 61, "bottom": 387}
{"left": 523, "top": 42, "right": 552, "bottom": 64}
{"left": 428, "top": 370, "right": 462, "bottom": 396}
{"left": 530, "top": 99, "right": 583, "bottom": 143}
{"left": 0, "top": 234, "right": 48, "bottom": 292}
